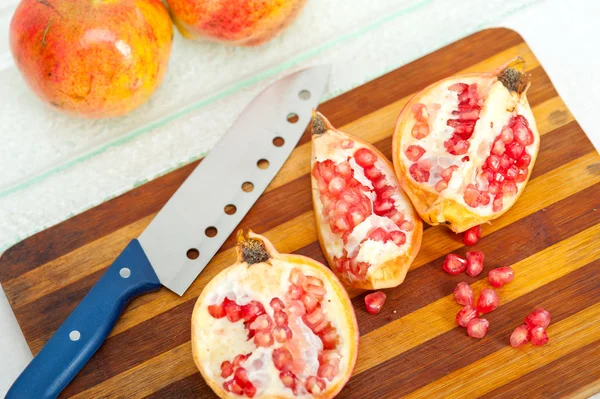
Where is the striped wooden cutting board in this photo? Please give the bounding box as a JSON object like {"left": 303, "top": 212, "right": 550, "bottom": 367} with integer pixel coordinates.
{"left": 1, "top": 28, "right": 599, "bottom": 398}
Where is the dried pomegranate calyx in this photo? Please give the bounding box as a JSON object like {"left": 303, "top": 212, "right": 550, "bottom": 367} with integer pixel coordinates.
{"left": 192, "top": 231, "right": 359, "bottom": 399}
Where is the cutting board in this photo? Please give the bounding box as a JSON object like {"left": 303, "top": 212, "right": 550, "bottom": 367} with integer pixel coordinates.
{"left": 1, "top": 28, "right": 599, "bottom": 398}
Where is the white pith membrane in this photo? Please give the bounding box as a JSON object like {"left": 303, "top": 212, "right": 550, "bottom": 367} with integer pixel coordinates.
{"left": 399, "top": 73, "right": 539, "bottom": 217}
{"left": 311, "top": 126, "right": 419, "bottom": 286}
{"left": 193, "top": 255, "right": 356, "bottom": 398}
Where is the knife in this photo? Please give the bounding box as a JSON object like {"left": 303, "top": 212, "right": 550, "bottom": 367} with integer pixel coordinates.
{"left": 6, "top": 65, "right": 331, "bottom": 399}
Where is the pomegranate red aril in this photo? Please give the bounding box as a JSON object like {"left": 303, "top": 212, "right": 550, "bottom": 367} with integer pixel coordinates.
{"left": 412, "top": 122, "right": 430, "bottom": 139}
{"left": 454, "top": 282, "right": 474, "bottom": 306}
{"left": 328, "top": 176, "right": 346, "bottom": 196}
{"left": 463, "top": 225, "right": 481, "bottom": 246}
{"left": 224, "top": 298, "right": 242, "bottom": 322}
{"left": 491, "top": 139, "right": 505, "bottom": 156}
{"left": 510, "top": 324, "right": 530, "bottom": 348}
{"left": 466, "top": 251, "right": 484, "bottom": 277}
{"left": 435, "top": 179, "right": 448, "bottom": 192}
{"left": 530, "top": 326, "right": 549, "bottom": 346}
{"left": 224, "top": 379, "right": 244, "bottom": 395}
{"left": 289, "top": 268, "right": 305, "bottom": 286}
{"left": 288, "top": 284, "right": 303, "bottom": 300}
{"left": 390, "top": 230, "right": 406, "bottom": 246}
{"left": 368, "top": 227, "right": 388, "bottom": 242}
{"left": 306, "top": 376, "right": 327, "bottom": 395}
{"left": 505, "top": 165, "right": 519, "bottom": 180}
{"left": 208, "top": 303, "right": 226, "bottom": 319}
{"left": 232, "top": 354, "right": 249, "bottom": 367}
{"left": 270, "top": 297, "right": 285, "bottom": 311}
{"left": 354, "top": 148, "right": 377, "bottom": 168}
{"left": 303, "top": 307, "right": 326, "bottom": 330}
{"left": 335, "top": 161, "right": 352, "bottom": 179}
{"left": 374, "top": 198, "right": 395, "bottom": 216}
{"left": 221, "top": 360, "right": 234, "bottom": 378}
{"left": 273, "top": 310, "right": 288, "bottom": 326}
{"left": 449, "top": 82, "right": 468, "bottom": 92}
{"left": 440, "top": 165, "right": 459, "bottom": 181}
{"left": 411, "top": 103, "right": 428, "bottom": 121}
{"left": 409, "top": 163, "right": 430, "bottom": 183}
{"left": 506, "top": 142, "right": 524, "bottom": 159}
{"left": 488, "top": 267, "right": 514, "bottom": 288}
{"left": 319, "top": 326, "right": 338, "bottom": 349}
{"left": 467, "top": 318, "right": 489, "bottom": 339}
{"left": 254, "top": 330, "right": 273, "bottom": 347}
{"left": 273, "top": 325, "right": 293, "bottom": 343}
{"left": 463, "top": 185, "right": 480, "bottom": 207}
{"left": 518, "top": 153, "right": 532, "bottom": 167}
{"left": 241, "top": 300, "right": 265, "bottom": 323}
{"left": 244, "top": 385, "right": 257, "bottom": 398}
{"left": 500, "top": 126, "right": 514, "bottom": 144}
{"left": 365, "top": 291, "right": 387, "bottom": 314}
{"left": 272, "top": 348, "right": 293, "bottom": 371}
{"left": 317, "top": 363, "right": 338, "bottom": 382}
{"left": 525, "top": 308, "right": 551, "bottom": 329}
{"left": 234, "top": 367, "right": 251, "bottom": 387}
{"left": 405, "top": 145, "right": 426, "bottom": 161}
{"left": 457, "top": 305, "right": 478, "bottom": 328}
{"left": 302, "top": 293, "right": 318, "bottom": 313}
{"left": 502, "top": 181, "right": 518, "bottom": 196}
{"left": 399, "top": 219, "right": 414, "bottom": 231}
{"left": 286, "top": 299, "right": 306, "bottom": 317}
{"left": 477, "top": 288, "right": 499, "bottom": 313}
{"left": 443, "top": 253, "right": 467, "bottom": 275}
{"left": 364, "top": 166, "right": 382, "bottom": 180}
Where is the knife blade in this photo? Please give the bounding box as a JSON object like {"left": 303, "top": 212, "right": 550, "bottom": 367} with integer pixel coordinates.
{"left": 6, "top": 65, "right": 331, "bottom": 399}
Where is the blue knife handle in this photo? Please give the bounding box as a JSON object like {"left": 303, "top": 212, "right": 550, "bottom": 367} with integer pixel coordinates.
{"left": 6, "top": 239, "right": 161, "bottom": 399}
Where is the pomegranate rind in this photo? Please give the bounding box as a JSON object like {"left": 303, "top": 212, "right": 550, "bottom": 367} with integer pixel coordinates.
{"left": 392, "top": 61, "right": 540, "bottom": 233}
{"left": 191, "top": 231, "right": 359, "bottom": 399}
{"left": 311, "top": 113, "right": 423, "bottom": 289}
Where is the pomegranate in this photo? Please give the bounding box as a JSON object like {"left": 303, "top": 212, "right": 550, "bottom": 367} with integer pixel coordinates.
{"left": 488, "top": 267, "right": 514, "bottom": 288}
{"left": 467, "top": 318, "right": 489, "bottom": 339}
{"left": 510, "top": 324, "right": 530, "bottom": 348}
{"left": 311, "top": 112, "right": 423, "bottom": 289}
{"left": 463, "top": 225, "right": 481, "bottom": 246}
{"left": 454, "top": 282, "right": 474, "bottom": 306}
{"left": 456, "top": 305, "right": 478, "bottom": 328}
{"left": 364, "top": 291, "right": 387, "bottom": 315}
{"left": 477, "top": 288, "right": 499, "bottom": 314}
{"left": 525, "top": 308, "right": 551, "bottom": 329}
{"left": 192, "top": 231, "right": 358, "bottom": 398}
{"left": 465, "top": 251, "right": 484, "bottom": 277}
{"left": 442, "top": 253, "right": 466, "bottom": 275}
{"left": 530, "top": 326, "right": 549, "bottom": 346}
{"left": 392, "top": 58, "right": 540, "bottom": 232}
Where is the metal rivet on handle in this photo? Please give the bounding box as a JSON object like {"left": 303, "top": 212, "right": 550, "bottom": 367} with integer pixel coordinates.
{"left": 119, "top": 268, "right": 131, "bottom": 278}
{"left": 69, "top": 330, "right": 81, "bottom": 341}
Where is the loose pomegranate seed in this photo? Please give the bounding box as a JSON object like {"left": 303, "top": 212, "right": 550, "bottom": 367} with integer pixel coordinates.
{"left": 220, "top": 360, "right": 234, "bottom": 378}
{"left": 467, "top": 318, "right": 489, "bottom": 338}
{"left": 510, "top": 324, "right": 530, "bottom": 348}
{"left": 525, "top": 308, "right": 551, "bottom": 329}
{"left": 477, "top": 288, "right": 499, "bottom": 313}
{"left": 354, "top": 148, "right": 377, "bottom": 168}
{"left": 488, "top": 267, "right": 514, "bottom": 288}
{"left": 207, "top": 303, "right": 226, "bottom": 319}
{"left": 463, "top": 225, "right": 481, "bottom": 246}
{"left": 454, "top": 282, "right": 474, "bottom": 306}
{"left": 241, "top": 301, "right": 265, "bottom": 323}
{"left": 272, "top": 347, "right": 294, "bottom": 371}
{"left": 530, "top": 326, "right": 549, "bottom": 346}
{"left": 389, "top": 230, "right": 406, "bottom": 246}
{"left": 305, "top": 376, "right": 326, "bottom": 395}
{"left": 319, "top": 326, "right": 338, "bottom": 349}
{"left": 443, "top": 254, "right": 467, "bottom": 275}
{"left": 270, "top": 297, "right": 285, "bottom": 311}
{"left": 224, "top": 299, "right": 242, "bottom": 322}
{"left": 365, "top": 291, "right": 386, "bottom": 314}
{"left": 466, "top": 251, "right": 484, "bottom": 277}
{"left": 254, "top": 330, "right": 273, "bottom": 347}
{"left": 405, "top": 145, "right": 426, "bottom": 161}
{"left": 456, "top": 305, "right": 478, "bottom": 328}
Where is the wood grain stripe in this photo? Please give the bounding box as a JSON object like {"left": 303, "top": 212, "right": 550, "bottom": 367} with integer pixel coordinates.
{"left": 403, "top": 303, "right": 600, "bottom": 398}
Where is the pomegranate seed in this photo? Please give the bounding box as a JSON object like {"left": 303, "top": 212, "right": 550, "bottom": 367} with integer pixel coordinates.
{"left": 319, "top": 326, "right": 338, "bottom": 349}
{"left": 510, "top": 324, "right": 530, "bottom": 348}
{"left": 494, "top": 172, "right": 505, "bottom": 183}
{"left": 208, "top": 303, "right": 226, "bottom": 319}
{"left": 440, "top": 165, "right": 459, "bottom": 181}
{"left": 506, "top": 142, "right": 524, "bottom": 159}
{"left": 303, "top": 275, "right": 324, "bottom": 288}
{"left": 335, "top": 161, "right": 352, "bottom": 179}
{"left": 270, "top": 297, "right": 285, "bottom": 311}
{"left": 220, "top": 360, "right": 234, "bottom": 378}
{"left": 492, "top": 193, "right": 503, "bottom": 212}
{"left": 241, "top": 301, "right": 266, "bottom": 323}
{"left": 466, "top": 251, "right": 484, "bottom": 277}
{"left": 505, "top": 165, "right": 519, "bottom": 180}
{"left": 328, "top": 176, "right": 346, "bottom": 196}
{"left": 488, "top": 267, "right": 514, "bottom": 288}
{"left": 454, "top": 282, "right": 474, "bottom": 306}
{"left": 224, "top": 299, "right": 242, "bottom": 322}
{"left": 302, "top": 293, "right": 319, "bottom": 313}
{"left": 478, "top": 193, "right": 491, "bottom": 206}
{"left": 287, "top": 300, "right": 306, "bottom": 316}
{"left": 244, "top": 384, "right": 257, "bottom": 398}
{"left": 502, "top": 181, "right": 518, "bottom": 196}
{"left": 372, "top": 175, "right": 388, "bottom": 191}
{"left": 319, "top": 161, "right": 335, "bottom": 183}
{"left": 513, "top": 121, "right": 533, "bottom": 145}
{"left": 354, "top": 148, "right": 377, "bottom": 168}
{"left": 273, "top": 310, "right": 288, "bottom": 326}
{"left": 435, "top": 179, "right": 448, "bottom": 192}
{"left": 477, "top": 288, "right": 499, "bottom": 313}
{"left": 374, "top": 198, "right": 395, "bottom": 216}
{"left": 224, "top": 379, "right": 244, "bottom": 395}
{"left": 232, "top": 353, "right": 249, "bottom": 367}
{"left": 399, "top": 219, "right": 414, "bottom": 231}
{"left": 234, "top": 367, "right": 251, "bottom": 386}
{"left": 518, "top": 153, "right": 532, "bottom": 167}
{"left": 467, "top": 318, "right": 489, "bottom": 338}
{"left": 279, "top": 370, "right": 297, "bottom": 390}
{"left": 312, "top": 318, "right": 330, "bottom": 334}
{"left": 451, "top": 140, "right": 470, "bottom": 155}
{"left": 289, "top": 268, "right": 305, "bottom": 286}
{"left": 463, "top": 225, "right": 481, "bottom": 246}
{"left": 254, "top": 330, "right": 273, "bottom": 347}
{"left": 364, "top": 166, "right": 382, "bottom": 181}
{"left": 409, "top": 163, "right": 430, "bottom": 183}
{"left": 492, "top": 140, "right": 505, "bottom": 156}
{"left": 500, "top": 126, "right": 514, "bottom": 144}
{"left": 273, "top": 325, "right": 293, "bottom": 343}
{"left": 303, "top": 307, "right": 326, "bottom": 330}
{"left": 448, "top": 82, "right": 468, "bottom": 92}
{"left": 389, "top": 230, "right": 406, "bottom": 246}
{"left": 411, "top": 103, "right": 428, "bottom": 122}
{"left": 365, "top": 291, "right": 386, "bottom": 314}
{"left": 405, "top": 145, "right": 426, "bottom": 161}
{"left": 463, "top": 185, "right": 480, "bottom": 208}
{"left": 530, "top": 326, "right": 549, "bottom": 346}
{"left": 411, "top": 122, "right": 430, "bottom": 139}
{"left": 305, "top": 376, "right": 326, "bottom": 395}
{"left": 306, "top": 285, "right": 327, "bottom": 301}
{"left": 368, "top": 227, "right": 388, "bottom": 242}
{"left": 378, "top": 185, "right": 396, "bottom": 200}
{"left": 317, "top": 363, "right": 337, "bottom": 381}
{"left": 320, "top": 350, "right": 341, "bottom": 366}
{"left": 516, "top": 167, "right": 528, "bottom": 182}
{"left": 525, "top": 308, "right": 551, "bottom": 329}
{"left": 456, "top": 305, "right": 478, "bottom": 328}
{"left": 499, "top": 154, "right": 512, "bottom": 170}
{"left": 333, "top": 215, "right": 351, "bottom": 232}
{"left": 340, "top": 139, "right": 354, "bottom": 149}
{"left": 488, "top": 181, "right": 501, "bottom": 194}
{"left": 443, "top": 254, "right": 467, "bottom": 275}
{"left": 288, "top": 284, "right": 303, "bottom": 300}
{"left": 272, "top": 347, "right": 293, "bottom": 371}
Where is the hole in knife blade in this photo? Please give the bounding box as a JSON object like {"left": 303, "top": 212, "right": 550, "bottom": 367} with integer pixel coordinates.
{"left": 186, "top": 248, "right": 200, "bottom": 260}
{"left": 298, "top": 90, "right": 311, "bottom": 100}
{"left": 257, "top": 159, "right": 270, "bottom": 169}
{"left": 242, "top": 182, "right": 254, "bottom": 192}
{"left": 205, "top": 226, "right": 218, "bottom": 238}
{"left": 224, "top": 204, "right": 237, "bottom": 215}
{"left": 273, "top": 137, "right": 285, "bottom": 147}
{"left": 287, "top": 113, "right": 299, "bottom": 124}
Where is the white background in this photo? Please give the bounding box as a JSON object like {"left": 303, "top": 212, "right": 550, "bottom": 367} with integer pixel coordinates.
{"left": 0, "top": 0, "right": 599, "bottom": 396}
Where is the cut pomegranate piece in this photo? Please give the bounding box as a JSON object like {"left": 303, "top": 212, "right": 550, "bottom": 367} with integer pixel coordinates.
{"left": 454, "top": 282, "right": 474, "bottom": 306}
{"left": 311, "top": 112, "right": 423, "bottom": 290}
{"left": 463, "top": 225, "right": 481, "bottom": 246}
{"left": 488, "top": 267, "right": 514, "bottom": 288}
{"left": 530, "top": 326, "right": 549, "bottom": 346}
{"left": 364, "top": 291, "right": 387, "bottom": 314}
{"left": 510, "top": 324, "right": 530, "bottom": 348}
{"left": 393, "top": 59, "right": 540, "bottom": 234}
{"left": 192, "top": 232, "right": 359, "bottom": 399}
{"left": 467, "top": 318, "right": 489, "bottom": 339}
{"left": 477, "top": 288, "right": 499, "bottom": 314}
{"left": 466, "top": 251, "right": 484, "bottom": 277}
{"left": 456, "top": 305, "right": 478, "bottom": 328}
{"left": 442, "top": 254, "right": 467, "bottom": 275}
{"left": 525, "top": 308, "right": 551, "bottom": 329}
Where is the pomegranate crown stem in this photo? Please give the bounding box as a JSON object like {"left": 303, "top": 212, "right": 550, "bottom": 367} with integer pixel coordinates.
{"left": 236, "top": 230, "right": 270, "bottom": 265}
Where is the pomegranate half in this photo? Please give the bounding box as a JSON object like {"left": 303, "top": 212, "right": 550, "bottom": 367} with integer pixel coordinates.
{"left": 311, "top": 112, "right": 423, "bottom": 289}
{"left": 392, "top": 59, "right": 540, "bottom": 232}
{"left": 192, "top": 231, "right": 358, "bottom": 398}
